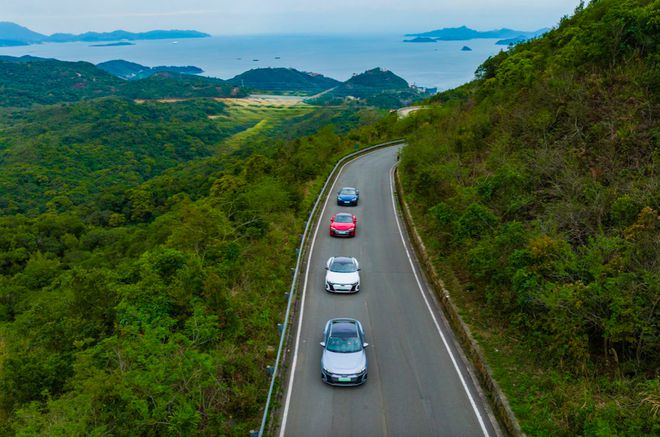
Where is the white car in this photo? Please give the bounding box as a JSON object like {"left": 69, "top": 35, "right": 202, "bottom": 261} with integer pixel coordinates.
{"left": 325, "top": 256, "right": 360, "bottom": 293}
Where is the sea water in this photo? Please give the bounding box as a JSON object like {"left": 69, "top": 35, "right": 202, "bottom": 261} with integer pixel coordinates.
{"left": 0, "top": 34, "right": 506, "bottom": 90}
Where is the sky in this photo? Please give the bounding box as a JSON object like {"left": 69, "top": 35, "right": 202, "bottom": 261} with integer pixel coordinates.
{"left": 3, "top": 0, "right": 583, "bottom": 35}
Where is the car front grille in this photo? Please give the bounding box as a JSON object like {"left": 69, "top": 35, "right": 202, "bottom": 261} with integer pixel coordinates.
{"left": 323, "top": 370, "right": 367, "bottom": 385}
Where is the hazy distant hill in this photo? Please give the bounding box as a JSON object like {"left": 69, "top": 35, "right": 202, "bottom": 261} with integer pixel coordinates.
{"left": 406, "top": 25, "right": 548, "bottom": 40}
{"left": 0, "top": 22, "right": 46, "bottom": 42}
{"left": 0, "top": 22, "right": 210, "bottom": 45}
{"left": 0, "top": 56, "right": 243, "bottom": 107}
{"left": 308, "top": 67, "right": 428, "bottom": 108}
{"left": 97, "top": 60, "right": 204, "bottom": 80}
{"left": 496, "top": 35, "right": 538, "bottom": 46}
{"left": 47, "top": 29, "right": 210, "bottom": 43}
{"left": 227, "top": 67, "right": 340, "bottom": 95}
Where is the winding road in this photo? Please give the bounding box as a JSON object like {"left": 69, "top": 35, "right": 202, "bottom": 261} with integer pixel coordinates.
{"left": 279, "top": 145, "right": 498, "bottom": 437}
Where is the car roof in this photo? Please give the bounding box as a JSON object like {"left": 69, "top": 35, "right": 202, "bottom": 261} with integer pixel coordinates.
{"left": 330, "top": 320, "right": 358, "bottom": 335}
{"left": 340, "top": 187, "right": 356, "bottom": 190}
{"left": 332, "top": 256, "right": 354, "bottom": 263}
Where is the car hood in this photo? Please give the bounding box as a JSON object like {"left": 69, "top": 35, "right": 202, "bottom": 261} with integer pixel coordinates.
{"left": 326, "top": 270, "right": 359, "bottom": 284}
{"left": 322, "top": 350, "right": 367, "bottom": 374}
{"left": 331, "top": 222, "right": 355, "bottom": 230}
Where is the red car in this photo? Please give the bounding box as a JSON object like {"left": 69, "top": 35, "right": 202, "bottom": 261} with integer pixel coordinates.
{"left": 329, "top": 213, "right": 357, "bottom": 237}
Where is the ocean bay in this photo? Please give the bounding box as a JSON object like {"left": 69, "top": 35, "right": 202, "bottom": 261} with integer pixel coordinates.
{"left": 0, "top": 34, "right": 505, "bottom": 90}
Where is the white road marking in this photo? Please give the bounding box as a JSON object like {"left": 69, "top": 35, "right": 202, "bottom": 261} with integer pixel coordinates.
{"left": 280, "top": 147, "right": 492, "bottom": 437}
{"left": 388, "top": 163, "right": 490, "bottom": 437}
{"left": 279, "top": 153, "right": 361, "bottom": 437}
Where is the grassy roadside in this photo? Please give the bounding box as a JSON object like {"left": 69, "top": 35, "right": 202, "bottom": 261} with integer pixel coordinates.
{"left": 400, "top": 196, "right": 658, "bottom": 435}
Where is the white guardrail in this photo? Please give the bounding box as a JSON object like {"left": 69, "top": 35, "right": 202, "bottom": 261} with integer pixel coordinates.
{"left": 255, "top": 139, "right": 405, "bottom": 437}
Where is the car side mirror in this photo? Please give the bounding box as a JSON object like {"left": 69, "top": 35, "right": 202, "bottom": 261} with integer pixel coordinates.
{"left": 320, "top": 342, "right": 326, "bottom": 347}
{"left": 363, "top": 343, "right": 369, "bottom": 348}
{"left": 325, "top": 266, "right": 329, "bottom": 270}
{"left": 353, "top": 217, "right": 357, "bottom": 223}
{"left": 330, "top": 217, "right": 334, "bottom": 222}
{"left": 357, "top": 268, "right": 361, "bottom": 271}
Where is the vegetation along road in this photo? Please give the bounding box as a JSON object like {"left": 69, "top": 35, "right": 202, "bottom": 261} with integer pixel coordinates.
{"left": 279, "top": 145, "right": 498, "bottom": 436}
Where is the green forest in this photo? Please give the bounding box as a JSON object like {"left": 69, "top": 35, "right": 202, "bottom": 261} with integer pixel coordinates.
{"left": 0, "top": 81, "right": 393, "bottom": 433}
{"left": 0, "top": 0, "right": 657, "bottom": 435}
{"left": 398, "top": 0, "right": 658, "bottom": 434}
{"left": 0, "top": 58, "right": 245, "bottom": 107}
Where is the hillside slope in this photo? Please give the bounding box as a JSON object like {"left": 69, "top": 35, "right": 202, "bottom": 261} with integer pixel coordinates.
{"left": 0, "top": 57, "right": 244, "bottom": 107}
{"left": 398, "top": 0, "right": 658, "bottom": 434}
{"left": 308, "top": 67, "right": 428, "bottom": 108}
{"left": 227, "top": 67, "right": 340, "bottom": 95}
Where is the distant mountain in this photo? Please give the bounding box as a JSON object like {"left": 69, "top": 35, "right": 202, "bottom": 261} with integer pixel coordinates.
{"left": 404, "top": 37, "right": 436, "bottom": 43}
{"left": 307, "top": 67, "right": 428, "bottom": 108}
{"left": 406, "top": 25, "right": 549, "bottom": 41}
{"left": 0, "top": 39, "right": 30, "bottom": 47}
{"left": 496, "top": 35, "right": 537, "bottom": 46}
{"left": 0, "top": 22, "right": 46, "bottom": 42}
{"left": 0, "top": 22, "right": 210, "bottom": 45}
{"left": 47, "top": 29, "right": 210, "bottom": 43}
{"left": 0, "top": 56, "right": 243, "bottom": 107}
{"left": 345, "top": 67, "right": 410, "bottom": 89}
{"left": 227, "top": 67, "right": 340, "bottom": 95}
{"left": 0, "top": 55, "right": 53, "bottom": 62}
{"left": 97, "top": 60, "right": 203, "bottom": 80}
{"left": 90, "top": 41, "right": 136, "bottom": 47}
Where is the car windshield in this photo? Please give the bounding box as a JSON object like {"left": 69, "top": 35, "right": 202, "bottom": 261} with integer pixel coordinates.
{"left": 330, "top": 258, "right": 357, "bottom": 273}
{"left": 334, "top": 215, "right": 353, "bottom": 223}
{"left": 326, "top": 325, "right": 362, "bottom": 353}
{"left": 340, "top": 188, "right": 356, "bottom": 195}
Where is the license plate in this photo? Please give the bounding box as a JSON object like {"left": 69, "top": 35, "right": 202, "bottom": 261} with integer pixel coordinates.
{"left": 338, "top": 377, "right": 351, "bottom": 382}
{"left": 344, "top": 201, "right": 350, "bottom": 204}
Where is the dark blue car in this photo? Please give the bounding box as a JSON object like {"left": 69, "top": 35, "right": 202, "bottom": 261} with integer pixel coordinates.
{"left": 337, "top": 187, "right": 359, "bottom": 206}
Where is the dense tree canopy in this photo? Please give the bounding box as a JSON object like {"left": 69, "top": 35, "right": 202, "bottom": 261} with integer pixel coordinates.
{"left": 0, "top": 76, "right": 396, "bottom": 433}
{"left": 399, "top": 0, "right": 658, "bottom": 434}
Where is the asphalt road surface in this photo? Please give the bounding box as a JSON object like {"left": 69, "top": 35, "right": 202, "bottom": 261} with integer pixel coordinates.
{"left": 279, "top": 145, "right": 498, "bottom": 437}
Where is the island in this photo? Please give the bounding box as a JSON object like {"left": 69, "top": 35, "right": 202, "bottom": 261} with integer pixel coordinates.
{"left": 90, "top": 42, "right": 136, "bottom": 47}
{"left": 96, "top": 59, "right": 203, "bottom": 80}
{"left": 0, "top": 22, "right": 210, "bottom": 46}
{"left": 0, "top": 39, "right": 30, "bottom": 47}
{"left": 461, "top": 46, "right": 472, "bottom": 51}
{"left": 496, "top": 36, "right": 529, "bottom": 46}
{"left": 403, "top": 37, "right": 436, "bottom": 43}
{"left": 406, "top": 25, "right": 549, "bottom": 41}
